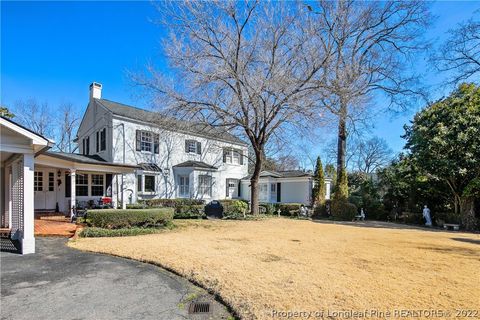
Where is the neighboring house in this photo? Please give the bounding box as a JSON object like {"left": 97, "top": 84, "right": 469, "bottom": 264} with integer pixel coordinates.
{"left": 240, "top": 170, "right": 332, "bottom": 205}
{"left": 76, "top": 83, "right": 249, "bottom": 207}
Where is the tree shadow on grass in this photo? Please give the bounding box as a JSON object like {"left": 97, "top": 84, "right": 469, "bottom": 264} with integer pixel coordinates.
{"left": 451, "top": 237, "right": 480, "bottom": 245}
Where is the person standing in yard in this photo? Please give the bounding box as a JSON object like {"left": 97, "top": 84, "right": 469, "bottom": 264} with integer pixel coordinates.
{"left": 423, "top": 205, "right": 432, "bottom": 227}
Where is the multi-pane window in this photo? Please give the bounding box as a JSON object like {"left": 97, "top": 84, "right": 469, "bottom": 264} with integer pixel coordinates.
{"left": 141, "top": 131, "right": 152, "bottom": 152}
{"left": 223, "top": 148, "right": 242, "bottom": 165}
{"left": 198, "top": 175, "right": 212, "bottom": 197}
{"left": 76, "top": 174, "right": 88, "bottom": 196}
{"left": 185, "top": 139, "right": 201, "bottom": 154}
{"left": 48, "top": 172, "right": 55, "bottom": 191}
{"left": 144, "top": 175, "right": 155, "bottom": 192}
{"left": 34, "top": 172, "right": 43, "bottom": 191}
{"left": 91, "top": 174, "right": 104, "bottom": 196}
{"left": 259, "top": 183, "right": 268, "bottom": 202}
{"left": 178, "top": 176, "right": 189, "bottom": 197}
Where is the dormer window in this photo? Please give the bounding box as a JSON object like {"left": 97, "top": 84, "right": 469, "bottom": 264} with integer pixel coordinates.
{"left": 185, "top": 139, "right": 201, "bottom": 155}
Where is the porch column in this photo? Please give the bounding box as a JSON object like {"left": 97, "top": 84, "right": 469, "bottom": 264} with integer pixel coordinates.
{"left": 22, "top": 153, "right": 35, "bottom": 254}
{"left": 121, "top": 174, "right": 126, "bottom": 210}
{"left": 70, "top": 169, "right": 76, "bottom": 218}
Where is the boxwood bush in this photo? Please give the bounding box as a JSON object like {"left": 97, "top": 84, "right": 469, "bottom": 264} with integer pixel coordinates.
{"left": 87, "top": 208, "right": 174, "bottom": 229}
{"left": 331, "top": 199, "right": 357, "bottom": 221}
{"left": 79, "top": 227, "right": 164, "bottom": 237}
{"left": 174, "top": 204, "right": 205, "bottom": 219}
{"left": 140, "top": 198, "right": 204, "bottom": 208}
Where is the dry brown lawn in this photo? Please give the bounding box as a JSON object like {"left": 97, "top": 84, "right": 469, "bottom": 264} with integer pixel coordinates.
{"left": 69, "top": 219, "right": 480, "bottom": 319}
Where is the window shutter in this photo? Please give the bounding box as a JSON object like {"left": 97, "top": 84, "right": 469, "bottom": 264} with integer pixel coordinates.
{"left": 105, "top": 174, "right": 113, "bottom": 197}
{"left": 82, "top": 139, "right": 85, "bottom": 155}
{"left": 276, "top": 183, "right": 281, "bottom": 202}
{"left": 154, "top": 134, "right": 159, "bottom": 154}
{"left": 223, "top": 149, "right": 227, "bottom": 163}
{"left": 65, "top": 173, "right": 71, "bottom": 198}
{"left": 101, "top": 128, "right": 106, "bottom": 151}
{"left": 96, "top": 131, "right": 99, "bottom": 152}
{"left": 185, "top": 140, "right": 189, "bottom": 153}
{"left": 86, "top": 137, "right": 90, "bottom": 155}
{"left": 239, "top": 150, "right": 244, "bottom": 165}
{"left": 196, "top": 141, "right": 202, "bottom": 154}
{"left": 136, "top": 130, "right": 141, "bottom": 151}
{"left": 226, "top": 179, "right": 229, "bottom": 197}
{"left": 238, "top": 181, "right": 241, "bottom": 197}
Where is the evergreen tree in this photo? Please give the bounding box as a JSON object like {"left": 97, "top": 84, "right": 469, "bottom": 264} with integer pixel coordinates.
{"left": 312, "top": 157, "right": 326, "bottom": 206}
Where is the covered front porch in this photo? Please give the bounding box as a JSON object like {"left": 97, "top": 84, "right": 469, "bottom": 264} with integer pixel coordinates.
{"left": 34, "top": 152, "right": 137, "bottom": 216}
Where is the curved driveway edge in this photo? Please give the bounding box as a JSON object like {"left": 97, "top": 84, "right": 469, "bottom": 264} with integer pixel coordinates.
{"left": 0, "top": 238, "right": 231, "bottom": 320}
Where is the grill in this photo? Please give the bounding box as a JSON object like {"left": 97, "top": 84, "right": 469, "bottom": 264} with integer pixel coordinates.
{"left": 188, "top": 302, "right": 211, "bottom": 314}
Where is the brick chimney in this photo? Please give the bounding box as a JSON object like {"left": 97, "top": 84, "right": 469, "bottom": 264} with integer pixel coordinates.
{"left": 89, "top": 82, "right": 102, "bottom": 101}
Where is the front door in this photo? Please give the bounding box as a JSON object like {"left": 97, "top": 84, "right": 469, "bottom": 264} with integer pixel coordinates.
{"left": 34, "top": 170, "right": 56, "bottom": 210}
{"left": 227, "top": 179, "right": 238, "bottom": 198}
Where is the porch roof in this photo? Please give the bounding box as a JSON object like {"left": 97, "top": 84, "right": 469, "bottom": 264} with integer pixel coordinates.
{"left": 35, "top": 152, "right": 138, "bottom": 173}
{"left": 173, "top": 160, "right": 217, "bottom": 170}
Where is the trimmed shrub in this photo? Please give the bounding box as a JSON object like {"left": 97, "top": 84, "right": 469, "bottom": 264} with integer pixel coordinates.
{"left": 174, "top": 204, "right": 205, "bottom": 219}
{"left": 126, "top": 203, "right": 146, "bottom": 209}
{"left": 87, "top": 208, "right": 174, "bottom": 229}
{"left": 141, "top": 198, "right": 204, "bottom": 208}
{"left": 79, "top": 227, "right": 165, "bottom": 237}
{"left": 331, "top": 199, "right": 357, "bottom": 221}
{"left": 218, "top": 199, "right": 248, "bottom": 216}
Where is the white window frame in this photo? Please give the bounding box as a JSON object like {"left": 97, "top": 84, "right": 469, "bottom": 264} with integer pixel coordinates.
{"left": 187, "top": 140, "right": 197, "bottom": 154}
{"left": 224, "top": 148, "right": 241, "bottom": 165}
{"left": 34, "top": 171, "right": 43, "bottom": 192}
{"left": 178, "top": 175, "right": 190, "bottom": 197}
{"left": 198, "top": 175, "right": 212, "bottom": 197}
{"left": 76, "top": 174, "right": 89, "bottom": 197}
{"left": 91, "top": 174, "right": 104, "bottom": 197}
{"left": 141, "top": 131, "right": 153, "bottom": 153}
{"left": 144, "top": 175, "right": 156, "bottom": 192}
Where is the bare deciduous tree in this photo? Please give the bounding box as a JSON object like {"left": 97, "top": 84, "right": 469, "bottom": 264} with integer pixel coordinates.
{"left": 13, "top": 98, "right": 53, "bottom": 137}
{"left": 56, "top": 103, "right": 80, "bottom": 153}
{"left": 353, "top": 137, "right": 393, "bottom": 174}
{"left": 309, "top": 0, "right": 431, "bottom": 199}
{"left": 432, "top": 14, "right": 480, "bottom": 84}
{"left": 135, "top": 1, "right": 329, "bottom": 214}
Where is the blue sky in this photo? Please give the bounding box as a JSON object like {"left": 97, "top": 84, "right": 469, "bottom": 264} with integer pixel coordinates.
{"left": 1, "top": 1, "right": 479, "bottom": 157}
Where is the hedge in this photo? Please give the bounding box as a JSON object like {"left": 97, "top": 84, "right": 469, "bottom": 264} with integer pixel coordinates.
{"left": 174, "top": 204, "right": 205, "bottom": 219}
{"left": 79, "top": 227, "right": 164, "bottom": 237}
{"left": 87, "top": 208, "right": 174, "bottom": 229}
{"left": 140, "top": 198, "right": 204, "bottom": 208}
{"left": 219, "top": 200, "right": 249, "bottom": 216}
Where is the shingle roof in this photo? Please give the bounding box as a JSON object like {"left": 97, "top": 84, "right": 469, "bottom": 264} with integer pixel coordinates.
{"left": 95, "top": 99, "right": 247, "bottom": 146}
{"left": 173, "top": 160, "right": 218, "bottom": 170}
{"left": 241, "top": 170, "right": 313, "bottom": 180}
{"left": 138, "top": 163, "right": 162, "bottom": 172}
{"left": 43, "top": 151, "right": 139, "bottom": 168}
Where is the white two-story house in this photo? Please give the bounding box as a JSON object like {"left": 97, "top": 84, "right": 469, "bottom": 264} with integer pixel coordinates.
{"left": 76, "top": 83, "right": 249, "bottom": 206}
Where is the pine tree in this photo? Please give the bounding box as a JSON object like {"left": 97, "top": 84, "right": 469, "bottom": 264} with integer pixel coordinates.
{"left": 312, "top": 157, "right": 326, "bottom": 206}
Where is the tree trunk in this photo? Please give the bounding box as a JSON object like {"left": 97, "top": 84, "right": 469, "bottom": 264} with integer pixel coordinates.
{"left": 335, "top": 103, "right": 348, "bottom": 199}
{"left": 250, "top": 149, "right": 263, "bottom": 215}
{"left": 460, "top": 197, "right": 477, "bottom": 231}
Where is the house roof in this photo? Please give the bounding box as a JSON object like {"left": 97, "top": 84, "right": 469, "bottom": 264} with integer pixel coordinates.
{"left": 173, "top": 160, "right": 218, "bottom": 170}
{"left": 43, "top": 151, "right": 139, "bottom": 168}
{"left": 94, "top": 99, "right": 248, "bottom": 146}
{"left": 241, "top": 170, "right": 313, "bottom": 180}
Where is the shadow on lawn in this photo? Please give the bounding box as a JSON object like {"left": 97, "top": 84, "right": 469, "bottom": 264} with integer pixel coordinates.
{"left": 312, "top": 219, "right": 443, "bottom": 232}
{"left": 451, "top": 237, "right": 480, "bottom": 245}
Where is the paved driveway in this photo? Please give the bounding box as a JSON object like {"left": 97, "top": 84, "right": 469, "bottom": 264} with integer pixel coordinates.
{"left": 1, "top": 238, "right": 230, "bottom": 320}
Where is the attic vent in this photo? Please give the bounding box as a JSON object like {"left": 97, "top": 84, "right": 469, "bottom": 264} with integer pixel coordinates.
{"left": 188, "top": 302, "right": 211, "bottom": 314}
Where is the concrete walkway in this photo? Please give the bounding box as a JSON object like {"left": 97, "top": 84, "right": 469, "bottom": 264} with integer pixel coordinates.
{"left": 1, "top": 238, "right": 231, "bottom": 320}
